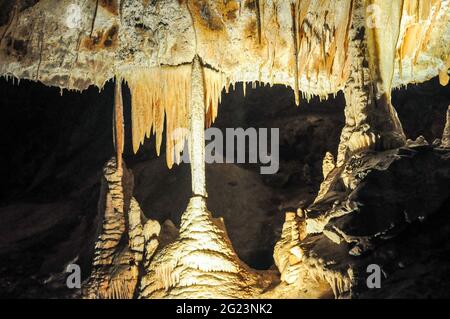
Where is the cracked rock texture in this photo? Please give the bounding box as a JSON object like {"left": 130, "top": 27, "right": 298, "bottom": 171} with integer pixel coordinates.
{"left": 1, "top": 0, "right": 448, "bottom": 93}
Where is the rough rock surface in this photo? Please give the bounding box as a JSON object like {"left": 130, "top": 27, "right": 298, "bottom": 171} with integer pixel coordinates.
{"left": 441, "top": 106, "right": 450, "bottom": 148}
{"left": 307, "top": 146, "right": 450, "bottom": 249}
{"left": 296, "top": 143, "right": 450, "bottom": 297}
{"left": 140, "top": 196, "right": 271, "bottom": 298}
{"left": 1, "top": 0, "right": 447, "bottom": 92}
{"left": 82, "top": 158, "right": 160, "bottom": 299}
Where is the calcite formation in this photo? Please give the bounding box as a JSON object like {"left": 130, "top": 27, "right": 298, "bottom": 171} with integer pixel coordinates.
{"left": 83, "top": 158, "right": 139, "bottom": 299}
{"left": 1, "top": 0, "right": 449, "bottom": 164}
{"left": 1, "top": 0, "right": 449, "bottom": 299}
{"left": 442, "top": 105, "right": 450, "bottom": 147}
{"left": 139, "top": 196, "right": 267, "bottom": 298}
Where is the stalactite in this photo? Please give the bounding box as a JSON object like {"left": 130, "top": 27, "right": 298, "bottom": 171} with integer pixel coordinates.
{"left": 255, "top": 0, "right": 262, "bottom": 44}
{"left": 123, "top": 66, "right": 190, "bottom": 168}
{"left": 114, "top": 77, "right": 124, "bottom": 171}
{"left": 291, "top": 2, "right": 300, "bottom": 106}
{"left": 123, "top": 64, "right": 224, "bottom": 169}
{"left": 396, "top": 0, "right": 443, "bottom": 72}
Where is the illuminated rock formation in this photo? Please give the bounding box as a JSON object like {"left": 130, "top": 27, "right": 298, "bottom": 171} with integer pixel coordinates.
{"left": 442, "top": 106, "right": 450, "bottom": 148}
{"left": 0, "top": 1, "right": 448, "bottom": 167}
{"left": 336, "top": 0, "right": 406, "bottom": 166}
{"left": 139, "top": 56, "right": 269, "bottom": 298}
{"left": 82, "top": 158, "right": 160, "bottom": 299}
{"left": 0, "top": 0, "right": 449, "bottom": 299}
{"left": 82, "top": 158, "right": 138, "bottom": 298}
{"left": 139, "top": 196, "right": 267, "bottom": 298}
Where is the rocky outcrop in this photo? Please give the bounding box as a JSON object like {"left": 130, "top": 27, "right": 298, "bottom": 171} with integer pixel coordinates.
{"left": 307, "top": 145, "right": 450, "bottom": 251}
{"left": 82, "top": 158, "right": 160, "bottom": 299}
{"left": 267, "top": 211, "right": 351, "bottom": 299}
{"left": 1, "top": 0, "right": 447, "bottom": 92}
{"left": 290, "top": 135, "right": 449, "bottom": 297}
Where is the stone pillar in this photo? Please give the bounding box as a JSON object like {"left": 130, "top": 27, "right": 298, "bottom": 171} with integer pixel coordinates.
{"left": 337, "top": 0, "right": 405, "bottom": 166}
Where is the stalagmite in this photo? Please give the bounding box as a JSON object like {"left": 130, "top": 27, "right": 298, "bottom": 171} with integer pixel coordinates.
{"left": 83, "top": 158, "right": 139, "bottom": 299}
{"left": 442, "top": 106, "right": 450, "bottom": 148}
{"left": 83, "top": 158, "right": 161, "bottom": 299}
{"left": 273, "top": 212, "right": 304, "bottom": 284}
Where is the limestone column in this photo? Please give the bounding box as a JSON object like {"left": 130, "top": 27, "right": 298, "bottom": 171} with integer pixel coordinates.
{"left": 189, "top": 55, "right": 207, "bottom": 198}
{"left": 337, "top": 0, "right": 406, "bottom": 166}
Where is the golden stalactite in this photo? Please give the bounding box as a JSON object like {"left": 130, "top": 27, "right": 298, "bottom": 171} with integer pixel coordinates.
{"left": 396, "top": 0, "right": 444, "bottom": 77}
{"left": 114, "top": 77, "right": 124, "bottom": 171}
{"left": 122, "top": 64, "right": 226, "bottom": 169}
{"left": 204, "top": 67, "right": 226, "bottom": 128}
{"left": 123, "top": 65, "right": 191, "bottom": 169}
{"left": 292, "top": 0, "right": 350, "bottom": 96}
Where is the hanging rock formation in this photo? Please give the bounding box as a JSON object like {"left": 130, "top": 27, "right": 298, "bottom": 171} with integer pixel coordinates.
{"left": 0, "top": 0, "right": 448, "bottom": 166}
{"left": 138, "top": 55, "right": 271, "bottom": 299}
